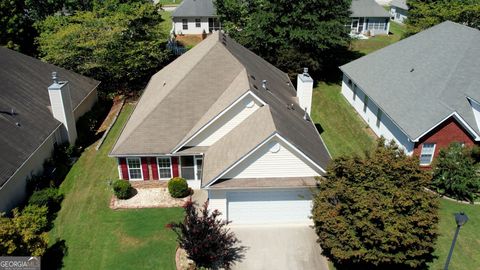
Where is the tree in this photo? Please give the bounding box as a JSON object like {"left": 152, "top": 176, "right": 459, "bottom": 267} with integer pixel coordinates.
{"left": 312, "top": 139, "right": 439, "bottom": 269}
{"left": 405, "top": 0, "right": 480, "bottom": 37}
{"left": 431, "top": 142, "right": 480, "bottom": 202}
{"left": 168, "top": 199, "right": 246, "bottom": 269}
{"left": 36, "top": 1, "right": 173, "bottom": 92}
{"left": 0, "top": 205, "right": 49, "bottom": 256}
{"left": 0, "top": 0, "right": 37, "bottom": 54}
{"left": 215, "top": 0, "right": 352, "bottom": 80}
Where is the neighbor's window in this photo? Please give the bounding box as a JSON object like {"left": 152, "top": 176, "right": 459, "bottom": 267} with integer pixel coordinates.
{"left": 157, "top": 157, "right": 172, "bottom": 179}
{"left": 127, "top": 158, "right": 142, "bottom": 180}
{"left": 376, "top": 108, "right": 382, "bottom": 127}
{"left": 420, "top": 143, "right": 436, "bottom": 165}
{"left": 181, "top": 156, "right": 195, "bottom": 180}
{"left": 182, "top": 19, "right": 188, "bottom": 30}
{"left": 363, "top": 95, "right": 369, "bottom": 113}
{"left": 195, "top": 18, "right": 201, "bottom": 27}
{"left": 353, "top": 85, "right": 357, "bottom": 101}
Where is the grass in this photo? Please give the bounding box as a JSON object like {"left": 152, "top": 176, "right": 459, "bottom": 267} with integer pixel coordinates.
{"left": 310, "top": 82, "right": 375, "bottom": 158}
{"left": 160, "top": 10, "right": 172, "bottom": 35}
{"left": 429, "top": 200, "right": 480, "bottom": 270}
{"left": 157, "top": 0, "right": 182, "bottom": 5}
{"left": 351, "top": 21, "right": 406, "bottom": 55}
{"left": 48, "top": 104, "right": 183, "bottom": 270}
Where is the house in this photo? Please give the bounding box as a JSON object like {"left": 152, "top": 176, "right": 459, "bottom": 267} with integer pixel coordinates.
{"left": 390, "top": 0, "right": 408, "bottom": 23}
{"left": 0, "top": 47, "right": 99, "bottom": 212}
{"left": 171, "top": 0, "right": 220, "bottom": 35}
{"left": 110, "top": 32, "right": 331, "bottom": 225}
{"left": 340, "top": 21, "right": 480, "bottom": 166}
{"left": 349, "top": 0, "right": 391, "bottom": 35}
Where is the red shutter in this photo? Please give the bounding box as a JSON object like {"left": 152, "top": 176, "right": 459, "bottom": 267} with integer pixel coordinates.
{"left": 151, "top": 157, "right": 159, "bottom": 180}
{"left": 172, "top": 157, "right": 179, "bottom": 177}
{"left": 141, "top": 157, "right": 149, "bottom": 180}
{"left": 119, "top": 158, "right": 129, "bottom": 180}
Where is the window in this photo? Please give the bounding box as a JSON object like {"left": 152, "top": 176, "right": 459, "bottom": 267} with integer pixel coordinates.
{"left": 195, "top": 18, "right": 201, "bottom": 27}
{"left": 376, "top": 108, "right": 382, "bottom": 127}
{"left": 353, "top": 85, "right": 357, "bottom": 101}
{"left": 157, "top": 157, "right": 172, "bottom": 179}
{"left": 180, "top": 156, "right": 195, "bottom": 180}
{"left": 182, "top": 19, "right": 188, "bottom": 30}
{"left": 420, "top": 143, "right": 436, "bottom": 165}
{"left": 208, "top": 18, "right": 221, "bottom": 32}
{"left": 127, "top": 158, "right": 142, "bottom": 180}
{"left": 363, "top": 95, "right": 369, "bottom": 113}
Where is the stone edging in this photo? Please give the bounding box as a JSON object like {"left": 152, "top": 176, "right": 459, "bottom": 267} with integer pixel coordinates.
{"left": 423, "top": 187, "right": 480, "bottom": 205}
{"left": 95, "top": 99, "right": 125, "bottom": 151}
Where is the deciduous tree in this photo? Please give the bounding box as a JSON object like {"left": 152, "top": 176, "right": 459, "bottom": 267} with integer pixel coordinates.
{"left": 312, "top": 139, "right": 439, "bottom": 269}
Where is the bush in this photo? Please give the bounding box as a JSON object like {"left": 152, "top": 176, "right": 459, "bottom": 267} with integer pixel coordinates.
{"left": 168, "top": 177, "right": 189, "bottom": 198}
{"left": 28, "top": 188, "right": 63, "bottom": 213}
{"left": 432, "top": 143, "right": 480, "bottom": 202}
{"left": 113, "top": 180, "right": 133, "bottom": 199}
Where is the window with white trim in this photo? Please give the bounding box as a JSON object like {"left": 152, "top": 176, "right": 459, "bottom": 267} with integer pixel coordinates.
{"left": 195, "top": 18, "right": 201, "bottom": 27}
{"left": 363, "top": 95, "right": 369, "bottom": 113}
{"left": 182, "top": 19, "right": 188, "bottom": 30}
{"left": 127, "top": 158, "right": 142, "bottom": 180}
{"left": 157, "top": 157, "right": 172, "bottom": 179}
{"left": 180, "top": 156, "right": 195, "bottom": 180}
{"left": 353, "top": 85, "right": 357, "bottom": 101}
{"left": 420, "top": 143, "right": 436, "bottom": 165}
{"left": 376, "top": 108, "right": 382, "bottom": 128}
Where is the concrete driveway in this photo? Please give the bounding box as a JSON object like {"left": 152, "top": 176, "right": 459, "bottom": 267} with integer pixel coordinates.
{"left": 231, "top": 225, "right": 329, "bottom": 270}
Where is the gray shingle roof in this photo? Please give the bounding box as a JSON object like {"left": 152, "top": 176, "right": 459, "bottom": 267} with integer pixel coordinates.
{"left": 172, "top": 0, "right": 216, "bottom": 17}
{"left": 0, "top": 47, "right": 100, "bottom": 186}
{"left": 390, "top": 0, "right": 408, "bottom": 10}
{"left": 111, "top": 32, "right": 331, "bottom": 184}
{"left": 351, "top": 0, "right": 391, "bottom": 17}
{"left": 340, "top": 21, "right": 480, "bottom": 141}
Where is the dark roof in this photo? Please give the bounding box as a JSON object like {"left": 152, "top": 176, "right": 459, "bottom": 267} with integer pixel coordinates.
{"left": 210, "top": 177, "right": 318, "bottom": 189}
{"left": 350, "top": 0, "right": 391, "bottom": 18}
{"left": 172, "top": 0, "right": 216, "bottom": 17}
{"left": 0, "top": 47, "right": 99, "bottom": 186}
{"left": 340, "top": 21, "right": 480, "bottom": 141}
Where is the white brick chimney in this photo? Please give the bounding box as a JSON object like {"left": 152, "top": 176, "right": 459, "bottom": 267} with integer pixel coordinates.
{"left": 48, "top": 72, "right": 77, "bottom": 145}
{"left": 296, "top": 67, "right": 314, "bottom": 115}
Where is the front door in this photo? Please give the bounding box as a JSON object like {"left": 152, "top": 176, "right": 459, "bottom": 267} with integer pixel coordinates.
{"left": 351, "top": 19, "right": 359, "bottom": 33}
{"left": 195, "top": 156, "right": 203, "bottom": 180}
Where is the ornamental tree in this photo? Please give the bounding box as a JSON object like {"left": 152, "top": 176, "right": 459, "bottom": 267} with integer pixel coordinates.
{"left": 432, "top": 142, "right": 480, "bottom": 202}
{"left": 312, "top": 139, "right": 439, "bottom": 269}
{"left": 168, "top": 199, "right": 246, "bottom": 270}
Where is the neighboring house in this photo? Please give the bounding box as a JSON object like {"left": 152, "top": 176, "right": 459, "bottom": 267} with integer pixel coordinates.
{"left": 110, "top": 32, "right": 331, "bottom": 225}
{"left": 390, "top": 0, "right": 408, "bottom": 23}
{"left": 340, "top": 21, "right": 480, "bottom": 166}
{"left": 0, "top": 47, "right": 99, "bottom": 212}
{"left": 349, "top": 0, "right": 391, "bottom": 35}
{"left": 171, "top": 0, "right": 220, "bottom": 35}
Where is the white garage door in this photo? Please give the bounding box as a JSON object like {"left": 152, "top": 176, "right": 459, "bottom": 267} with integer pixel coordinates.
{"left": 227, "top": 189, "right": 312, "bottom": 225}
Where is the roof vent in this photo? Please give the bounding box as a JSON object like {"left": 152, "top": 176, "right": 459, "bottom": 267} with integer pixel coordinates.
{"left": 287, "top": 103, "right": 294, "bottom": 110}
{"left": 303, "top": 67, "right": 309, "bottom": 76}
{"left": 262, "top": 80, "right": 267, "bottom": 90}
{"left": 303, "top": 107, "right": 309, "bottom": 121}
{"left": 52, "top": 71, "right": 58, "bottom": 84}
{"left": 410, "top": 68, "right": 414, "bottom": 72}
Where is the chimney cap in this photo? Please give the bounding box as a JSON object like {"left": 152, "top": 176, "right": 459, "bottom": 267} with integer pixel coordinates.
{"left": 303, "top": 67, "right": 308, "bottom": 74}
{"left": 52, "top": 71, "right": 58, "bottom": 84}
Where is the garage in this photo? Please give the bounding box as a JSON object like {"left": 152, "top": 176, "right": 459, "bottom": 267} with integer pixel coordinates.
{"left": 227, "top": 189, "right": 313, "bottom": 225}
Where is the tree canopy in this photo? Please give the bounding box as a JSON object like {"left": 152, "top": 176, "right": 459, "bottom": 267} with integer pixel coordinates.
{"left": 312, "top": 139, "right": 439, "bottom": 269}
{"left": 215, "top": 0, "right": 352, "bottom": 79}
{"left": 405, "top": 0, "right": 480, "bottom": 36}
{"left": 36, "top": 1, "right": 173, "bottom": 91}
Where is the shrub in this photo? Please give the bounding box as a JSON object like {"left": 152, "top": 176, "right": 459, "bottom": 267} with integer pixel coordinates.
{"left": 168, "top": 200, "right": 246, "bottom": 269}
{"left": 113, "top": 180, "right": 133, "bottom": 199}
{"left": 168, "top": 177, "right": 189, "bottom": 198}
{"left": 28, "top": 188, "right": 63, "bottom": 214}
{"left": 432, "top": 142, "right": 480, "bottom": 202}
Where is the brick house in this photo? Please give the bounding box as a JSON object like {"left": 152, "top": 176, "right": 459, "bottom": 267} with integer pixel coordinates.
{"left": 340, "top": 21, "right": 480, "bottom": 166}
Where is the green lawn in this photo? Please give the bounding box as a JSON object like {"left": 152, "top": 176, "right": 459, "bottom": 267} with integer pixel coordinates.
{"left": 429, "top": 200, "right": 480, "bottom": 270}
{"left": 310, "top": 82, "right": 375, "bottom": 158}
{"left": 160, "top": 10, "right": 172, "bottom": 35}
{"left": 48, "top": 104, "right": 183, "bottom": 270}
{"left": 157, "top": 0, "right": 182, "bottom": 5}
{"left": 351, "top": 22, "right": 406, "bottom": 55}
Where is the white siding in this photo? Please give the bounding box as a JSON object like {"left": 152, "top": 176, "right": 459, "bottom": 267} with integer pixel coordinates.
{"left": 390, "top": 7, "right": 408, "bottom": 23}
{"left": 223, "top": 138, "right": 320, "bottom": 179}
{"left": 73, "top": 88, "right": 98, "bottom": 121}
{"left": 341, "top": 74, "right": 414, "bottom": 154}
{"left": 470, "top": 98, "right": 480, "bottom": 131}
{"left": 173, "top": 17, "right": 210, "bottom": 35}
{"left": 208, "top": 189, "right": 227, "bottom": 215}
{"left": 186, "top": 94, "right": 260, "bottom": 147}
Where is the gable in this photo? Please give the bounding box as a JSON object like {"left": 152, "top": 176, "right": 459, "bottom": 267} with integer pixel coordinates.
{"left": 221, "top": 137, "right": 321, "bottom": 179}
{"left": 469, "top": 98, "right": 480, "bottom": 131}
{"left": 185, "top": 93, "right": 262, "bottom": 147}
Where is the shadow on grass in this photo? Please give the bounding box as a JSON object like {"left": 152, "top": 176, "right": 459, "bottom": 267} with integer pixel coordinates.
{"left": 42, "top": 239, "right": 68, "bottom": 270}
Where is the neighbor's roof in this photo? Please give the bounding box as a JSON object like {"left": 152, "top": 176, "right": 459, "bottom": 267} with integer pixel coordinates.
{"left": 390, "top": 0, "right": 408, "bottom": 10}
{"left": 340, "top": 21, "right": 480, "bottom": 141}
{"left": 172, "top": 0, "right": 216, "bottom": 17}
{"left": 111, "top": 32, "right": 331, "bottom": 184}
{"left": 0, "top": 47, "right": 100, "bottom": 187}
{"left": 350, "top": 0, "right": 391, "bottom": 17}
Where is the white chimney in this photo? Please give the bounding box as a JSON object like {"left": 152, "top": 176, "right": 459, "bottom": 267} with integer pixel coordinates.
{"left": 48, "top": 72, "right": 77, "bottom": 145}
{"left": 296, "top": 67, "right": 313, "bottom": 115}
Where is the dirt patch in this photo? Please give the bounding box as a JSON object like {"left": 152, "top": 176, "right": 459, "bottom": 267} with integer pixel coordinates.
{"left": 110, "top": 186, "right": 189, "bottom": 209}
{"left": 117, "top": 231, "right": 144, "bottom": 248}
{"left": 98, "top": 96, "right": 124, "bottom": 133}
{"left": 176, "top": 34, "right": 206, "bottom": 47}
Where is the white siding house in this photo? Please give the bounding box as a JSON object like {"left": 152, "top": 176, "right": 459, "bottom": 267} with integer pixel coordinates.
{"left": 171, "top": 0, "right": 220, "bottom": 35}
{"left": 390, "top": 0, "right": 408, "bottom": 23}
{"left": 350, "top": 0, "right": 391, "bottom": 35}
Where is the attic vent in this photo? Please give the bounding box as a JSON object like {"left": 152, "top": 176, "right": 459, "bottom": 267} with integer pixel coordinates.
{"left": 287, "top": 103, "right": 294, "bottom": 110}
{"left": 262, "top": 80, "right": 267, "bottom": 90}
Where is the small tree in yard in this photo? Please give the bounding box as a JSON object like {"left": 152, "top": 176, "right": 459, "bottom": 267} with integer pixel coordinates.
{"left": 168, "top": 199, "right": 246, "bottom": 270}
{"left": 312, "top": 139, "right": 439, "bottom": 269}
{"left": 432, "top": 142, "right": 480, "bottom": 202}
